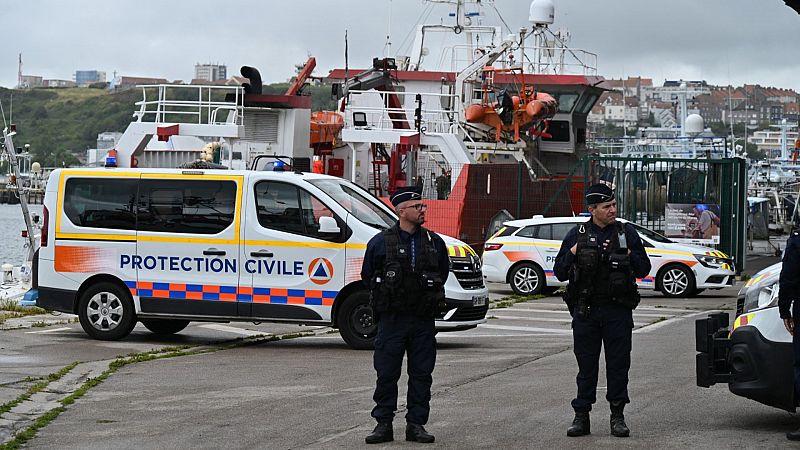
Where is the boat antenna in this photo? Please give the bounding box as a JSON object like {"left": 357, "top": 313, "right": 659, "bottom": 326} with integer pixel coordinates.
{"left": 383, "top": 0, "right": 392, "bottom": 57}
{"left": 489, "top": 2, "right": 513, "bottom": 34}
{"left": 0, "top": 99, "right": 7, "bottom": 129}
{"left": 344, "top": 29, "right": 349, "bottom": 83}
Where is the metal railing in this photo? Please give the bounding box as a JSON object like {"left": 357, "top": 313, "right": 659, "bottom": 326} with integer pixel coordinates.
{"left": 344, "top": 90, "right": 459, "bottom": 134}
{"left": 133, "top": 84, "right": 244, "bottom": 126}
{"left": 589, "top": 136, "right": 732, "bottom": 159}
{"left": 447, "top": 44, "right": 597, "bottom": 76}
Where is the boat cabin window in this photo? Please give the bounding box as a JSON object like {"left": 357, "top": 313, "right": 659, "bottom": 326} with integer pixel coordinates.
{"left": 555, "top": 93, "right": 579, "bottom": 113}
{"left": 64, "top": 178, "right": 138, "bottom": 230}
{"left": 137, "top": 179, "right": 236, "bottom": 234}
{"left": 541, "top": 120, "right": 571, "bottom": 142}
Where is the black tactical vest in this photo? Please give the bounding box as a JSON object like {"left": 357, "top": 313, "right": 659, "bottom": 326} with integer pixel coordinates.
{"left": 370, "top": 225, "right": 445, "bottom": 317}
{"left": 565, "top": 220, "right": 640, "bottom": 309}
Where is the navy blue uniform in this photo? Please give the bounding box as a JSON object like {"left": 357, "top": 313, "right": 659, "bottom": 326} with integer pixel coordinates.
{"left": 554, "top": 220, "right": 651, "bottom": 413}
{"left": 779, "top": 233, "right": 800, "bottom": 401}
{"left": 361, "top": 227, "right": 449, "bottom": 425}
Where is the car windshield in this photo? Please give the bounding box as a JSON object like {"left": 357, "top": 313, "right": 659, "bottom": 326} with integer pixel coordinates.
{"left": 632, "top": 223, "right": 673, "bottom": 243}
{"left": 308, "top": 178, "right": 397, "bottom": 230}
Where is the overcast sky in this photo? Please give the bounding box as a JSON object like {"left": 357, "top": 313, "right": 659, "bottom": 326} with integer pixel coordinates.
{"left": 6, "top": 0, "right": 800, "bottom": 91}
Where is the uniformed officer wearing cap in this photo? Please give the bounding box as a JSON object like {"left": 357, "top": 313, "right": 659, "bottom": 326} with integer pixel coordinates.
{"left": 361, "top": 186, "right": 449, "bottom": 444}
{"left": 554, "top": 183, "right": 651, "bottom": 438}
{"left": 779, "top": 231, "right": 800, "bottom": 441}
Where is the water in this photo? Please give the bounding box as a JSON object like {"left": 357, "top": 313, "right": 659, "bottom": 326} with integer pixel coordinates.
{"left": 0, "top": 204, "right": 43, "bottom": 265}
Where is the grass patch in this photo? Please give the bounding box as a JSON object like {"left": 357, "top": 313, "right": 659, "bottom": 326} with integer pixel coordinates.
{"left": 739, "top": 274, "right": 751, "bottom": 282}
{"left": 0, "top": 331, "right": 312, "bottom": 449}
{"left": 0, "top": 299, "right": 47, "bottom": 326}
{"left": 0, "top": 362, "right": 78, "bottom": 416}
{"left": 492, "top": 293, "right": 545, "bottom": 309}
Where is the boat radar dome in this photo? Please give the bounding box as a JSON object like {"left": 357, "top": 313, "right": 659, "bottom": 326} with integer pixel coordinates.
{"left": 529, "top": 0, "right": 555, "bottom": 26}
{"left": 685, "top": 114, "right": 704, "bottom": 135}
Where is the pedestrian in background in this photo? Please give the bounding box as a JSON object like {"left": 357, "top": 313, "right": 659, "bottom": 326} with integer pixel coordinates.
{"left": 554, "top": 184, "right": 651, "bottom": 438}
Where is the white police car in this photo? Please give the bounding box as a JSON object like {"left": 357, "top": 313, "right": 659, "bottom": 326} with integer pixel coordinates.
{"left": 481, "top": 215, "right": 735, "bottom": 297}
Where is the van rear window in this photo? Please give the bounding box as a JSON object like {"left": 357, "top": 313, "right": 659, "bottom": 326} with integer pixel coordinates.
{"left": 64, "top": 178, "right": 138, "bottom": 230}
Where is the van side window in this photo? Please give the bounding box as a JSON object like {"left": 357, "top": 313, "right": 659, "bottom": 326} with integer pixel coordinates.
{"left": 137, "top": 179, "right": 236, "bottom": 234}
{"left": 254, "top": 181, "right": 343, "bottom": 241}
{"left": 64, "top": 178, "right": 138, "bottom": 230}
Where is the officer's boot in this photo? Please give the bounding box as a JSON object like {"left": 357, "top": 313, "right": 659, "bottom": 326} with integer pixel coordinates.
{"left": 365, "top": 421, "right": 393, "bottom": 444}
{"left": 566, "top": 412, "right": 590, "bottom": 437}
{"left": 406, "top": 423, "right": 435, "bottom": 443}
{"left": 610, "top": 402, "right": 630, "bottom": 437}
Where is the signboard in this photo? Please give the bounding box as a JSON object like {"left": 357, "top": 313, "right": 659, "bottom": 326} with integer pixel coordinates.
{"left": 665, "top": 203, "right": 721, "bottom": 244}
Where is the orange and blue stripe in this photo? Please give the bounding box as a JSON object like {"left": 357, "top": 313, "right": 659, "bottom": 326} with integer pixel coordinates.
{"left": 125, "top": 281, "right": 337, "bottom": 306}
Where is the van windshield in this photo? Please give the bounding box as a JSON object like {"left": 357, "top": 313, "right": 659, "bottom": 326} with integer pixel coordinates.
{"left": 308, "top": 179, "right": 397, "bottom": 230}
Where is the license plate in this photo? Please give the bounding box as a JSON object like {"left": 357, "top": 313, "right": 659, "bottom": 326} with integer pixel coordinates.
{"left": 472, "top": 295, "right": 487, "bottom": 306}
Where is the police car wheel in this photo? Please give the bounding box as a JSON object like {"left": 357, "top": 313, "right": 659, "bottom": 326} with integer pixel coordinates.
{"left": 78, "top": 281, "right": 136, "bottom": 341}
{"left": 657, "top": 264, "right": 696, "bottom": 298}
{"left": 141, "top": 319, "right": 189, "bottom": 335}
{"left": 337, "top": 291, "right": 376, "bottom": 350}
{"left": 509, "top": 263, "right": 545, "bottom": 296}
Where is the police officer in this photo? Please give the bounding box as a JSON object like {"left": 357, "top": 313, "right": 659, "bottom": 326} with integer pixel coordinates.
{"left": 554, "top": 184, "right": 651, "bottom": 438}
{"left": 779, "top": 231, "right": 800, "bottom": 441}
{"left": 361, "top": 186, "right": 449, "bottom": 444}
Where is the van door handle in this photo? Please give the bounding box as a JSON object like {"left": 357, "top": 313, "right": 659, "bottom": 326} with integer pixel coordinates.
{"left": 250, "top": 250, "right": 274, "bottom": 258}
{"left": 203, "top": 248, "right": 226, "bottom": 256}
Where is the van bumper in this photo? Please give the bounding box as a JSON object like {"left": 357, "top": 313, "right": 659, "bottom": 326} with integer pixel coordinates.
{"left": 696, "top": 312, "right": 795, "bottom": 412}
{"left": 435, "top": 291, "right": 489, "bottom": 331}
{"left": 36, "top": 286, "right": 76, "bottom": 314}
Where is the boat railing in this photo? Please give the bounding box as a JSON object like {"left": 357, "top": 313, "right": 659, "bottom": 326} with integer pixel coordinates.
{"left": 132, "top": 84, "right": 244, "bottom": 126}
{"left": 589, "top": 136, "right": 732, "bottom": 159}
{"left": 343, "top": 90, "right": 458, "bottom": 134}
{"left": 447, "top": 44, "right": 598, "bottom": 76}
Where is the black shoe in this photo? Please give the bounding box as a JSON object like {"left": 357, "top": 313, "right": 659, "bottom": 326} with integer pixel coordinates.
{"left": 567, "top": 412, "right": 590, "bottom": 437}
{"left": 787, "top": 428, "right": 800, "bottom": 441}
{"left": 610, "top": 402, "right": 630, "bottom": 438}
{"left": 365, "top": 422, "right": 393, "bottom": 444}
{"left": 406, "top": 423, "right": 435, "bottom": 443}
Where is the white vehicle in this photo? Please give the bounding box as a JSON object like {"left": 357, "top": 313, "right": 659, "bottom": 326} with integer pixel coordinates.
{"left": 33, "top": 168, "right": 488, "bottom": 349}
{"left": 696, "top": 263, "right": 793, "bottom": 412}
{"left": 481, "top": 215, "right": 735, "bottom": 297}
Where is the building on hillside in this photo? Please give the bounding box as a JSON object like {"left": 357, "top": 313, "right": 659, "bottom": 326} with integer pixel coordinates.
{"left": 75, "top": 70, "right": 106, "bottom": 87}
{"left": 645, "top": 80, "right": 710, "bottom": 102}
{"left": 110, "top": 76, "right": 170, "bottom": 91}
{"left": 97, "top": 132, "right": 123, "bottom": 150}
{"left": 43, "top": 79, "right": 77, "bottom": 88}
{"left": 748, "top": 128, "right": 799, "bottom": 157}
{"left": 194, "top": 63, "right": 227, "bottom": 82}
{"left": 601, "top": 77, "right": 653, "bottom": 100}
{"left": 18, "top": 75, "right": 43, "bottom": 89}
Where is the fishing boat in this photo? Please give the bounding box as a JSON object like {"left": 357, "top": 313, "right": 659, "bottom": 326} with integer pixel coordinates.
{"left": 0, "top": 125, "right": 41, "bottom": 306}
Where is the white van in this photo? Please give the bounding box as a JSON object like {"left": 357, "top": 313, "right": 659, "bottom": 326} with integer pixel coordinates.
{"left": 34, "top": 168, "right": 488, "bottom": 349}
{"left": 696, "top": 262, "right": 794, "bottom": 411}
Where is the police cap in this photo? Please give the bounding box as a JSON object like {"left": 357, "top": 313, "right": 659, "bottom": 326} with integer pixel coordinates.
{"left": 585, "top": 183, "right": 615, "bottom": 205}
{"left": 390, "top": 186, "right": 423, "bottom": 207}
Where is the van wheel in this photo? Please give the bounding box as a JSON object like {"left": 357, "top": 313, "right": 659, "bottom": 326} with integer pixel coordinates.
{"left": 141, "top": 319, "right": 189, "bottom": 335}
{"left": 657, "top": 265, "right": 696, "bottom": 298}
{"left": 509, "top": 263, "right": 545, "bottom": 296}
{"left": 337, "top": 291, "right": 376, "bottom": 350}
{"left": 78, "top": 281, "right": 136, "bottom": 340}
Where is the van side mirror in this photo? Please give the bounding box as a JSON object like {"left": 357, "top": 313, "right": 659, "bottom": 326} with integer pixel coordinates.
{"left": 318, "top": 216, "right": 340, "bottom": 234}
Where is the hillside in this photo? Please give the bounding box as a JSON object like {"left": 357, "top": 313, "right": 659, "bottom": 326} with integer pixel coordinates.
{"left": 0, "top": 84, "right": 337, "bottom": 167}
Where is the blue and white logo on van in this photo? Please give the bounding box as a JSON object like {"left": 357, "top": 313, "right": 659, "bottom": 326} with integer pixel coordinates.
{"left": 308, "top": 257, "right": 334, "bottom": 285}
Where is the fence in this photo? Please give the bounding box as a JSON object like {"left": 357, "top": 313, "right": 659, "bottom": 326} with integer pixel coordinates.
{"left": 412, "top": 156, "right": 747, "bottom": 273}
{"left": 582, "top": 155, "right": 747, "bottom": 271}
